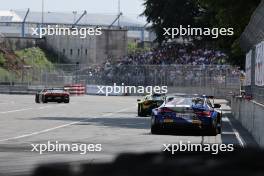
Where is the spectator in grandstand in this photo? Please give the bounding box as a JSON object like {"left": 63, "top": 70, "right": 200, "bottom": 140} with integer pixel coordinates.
{"left": 85, "top": 42, "right": 232, "bottom": 85}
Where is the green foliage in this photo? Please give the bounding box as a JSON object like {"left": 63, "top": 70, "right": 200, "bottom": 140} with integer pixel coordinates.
{"left": 0, "top": 67, "right": 12, "bottom": 81}
{"left": 0, "top": 67, "right": 9, "bottom": 76}
{"left": 142, "top": 0, "right": 200, "bottom": 43}
{"left": 0, "top": 53, "right": 5, "bottom": 66}
{"left": 127, "top": 42, "right": 150, "bottom": 54}
{"left": 15, "top": 47, "right": 54, "bottom": 70}
{"left": 0, "top": 47, "right": 56, "bottom": 82}
{"left": 198, "top": 0, "right": 260, "bottom": 69}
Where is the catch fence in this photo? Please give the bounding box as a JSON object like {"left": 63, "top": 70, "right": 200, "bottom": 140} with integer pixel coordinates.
{"left": 0, "top": 64, "right": 241, "bottom": 91}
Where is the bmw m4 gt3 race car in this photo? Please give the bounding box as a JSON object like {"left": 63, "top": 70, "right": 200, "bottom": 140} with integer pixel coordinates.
{"left": 35, "top": 88, "right": 70, "bottom": 104}
{"left": 137, "top": 93, "right": 166, "bottom": 117}
{"left": 151, "top": 95, "right": 222, "bottom": 135}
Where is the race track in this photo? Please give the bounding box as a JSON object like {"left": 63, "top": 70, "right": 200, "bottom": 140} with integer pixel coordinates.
{"left": 0, "top": 94, "right": 258, "bottom": 175}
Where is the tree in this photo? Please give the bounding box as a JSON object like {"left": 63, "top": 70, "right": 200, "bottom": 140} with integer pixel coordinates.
{"left": 142, "top": 0, "right": 200, "bottom": 43}
{"left": 198, "top": 0, "right": 261, "bottom": 68}
{"left": 142, "top": 0, "right": 261, "bottom": 68}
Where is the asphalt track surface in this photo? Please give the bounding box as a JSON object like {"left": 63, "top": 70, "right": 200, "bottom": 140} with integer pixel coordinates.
{"left": 0, "top": 94, "right": 258, "bottom": 175}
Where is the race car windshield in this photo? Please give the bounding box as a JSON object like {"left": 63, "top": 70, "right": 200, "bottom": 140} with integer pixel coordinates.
{"left": 192, "top": 98, "right": 205, "bottom": 105}
{"left": 151, "top": 94, "right": 163, "bottom": 99}
{"left": 152, "top": 94, "right": 163, "bottom": 97}
{"left": 166, "top": 98, "right": 193, "bottom": 106}
{"left": 51, "top": 90, "right": 65, "bottom": 93}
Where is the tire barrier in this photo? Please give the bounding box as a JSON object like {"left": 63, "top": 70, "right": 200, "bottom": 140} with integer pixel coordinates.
{"left": 64, "top": 84, "right": 86, "bottom": 96}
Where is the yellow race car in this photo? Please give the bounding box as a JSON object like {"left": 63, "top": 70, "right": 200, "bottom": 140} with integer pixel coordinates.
{"left": 137, "top": 93, "right": 166, "bottom": 117}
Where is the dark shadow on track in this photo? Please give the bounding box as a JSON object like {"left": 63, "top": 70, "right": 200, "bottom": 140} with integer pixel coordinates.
{"left": 33, "top": 116, "right": 220, "bottom": 137}
{"left": 33, "top": 117, "right": 151, "bottom": 130}
{"left": 221, "top": 113, "right": 259, "bottom": 147}
{"left": 149, "top": 130, "right": 217, "bottom": 137}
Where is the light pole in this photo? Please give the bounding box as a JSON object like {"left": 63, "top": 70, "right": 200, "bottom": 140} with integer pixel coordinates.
{"left": 73, "top": 11, "right": 77, "bottom": 23}
{"left": 41, "top": 0, "right": 44, "bottom": 25}
{"left": 75, "top": 62, "right": 79, "bottom": 84}
{"left": 118, "top": 0, "right": 121, "bottom": 27}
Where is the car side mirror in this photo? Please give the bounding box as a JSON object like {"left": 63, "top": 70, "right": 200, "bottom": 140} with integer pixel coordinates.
{"left": 214, "top": 104, "right": 221, "bottom": 108}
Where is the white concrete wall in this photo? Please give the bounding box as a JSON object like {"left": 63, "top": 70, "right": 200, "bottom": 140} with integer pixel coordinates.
{"left": 231, "top": 97, "right": 264, "bottom": 146}
{"left": 46, "top": 34, "right": 96, "bottom": 64}
{"left": 0, "top": 37, "right": 43, "bottom": 51}
{"left": 45, "top": 29, "right": 127, "bottom": 65}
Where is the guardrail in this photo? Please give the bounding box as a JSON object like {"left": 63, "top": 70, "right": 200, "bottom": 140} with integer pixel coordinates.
{"left": 0, "top": 85, "right": 39, "bottom": 95}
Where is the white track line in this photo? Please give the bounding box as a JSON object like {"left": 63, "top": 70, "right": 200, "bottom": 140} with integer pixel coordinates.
{"left": 0, "top": 104, "right": 68, "bottom": 114}
{"left": 0, "top": 108, "right": 34, "bottom": 114}
{"left": 0, "top": 101, "right": 15, "bottom": 105}
{"left": 0, "top": 106, "right": 134, "bottom": 142}
{"left": 222, "top": 117, "right": 246, "bottom": 148}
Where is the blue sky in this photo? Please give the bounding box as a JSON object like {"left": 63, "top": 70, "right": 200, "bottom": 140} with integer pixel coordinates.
{"left": 0, "top": 0, "right": 145, "bottom": 16}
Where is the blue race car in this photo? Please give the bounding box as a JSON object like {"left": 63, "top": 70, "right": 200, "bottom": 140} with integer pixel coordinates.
{"left": 151, "top": 95, "right": 222, "bottom": 135}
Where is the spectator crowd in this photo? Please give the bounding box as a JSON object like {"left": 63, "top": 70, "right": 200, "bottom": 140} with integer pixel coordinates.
{"left": 79, "top": 42, "right": 241, "bottom": 87}
{"left": 115, "top": 43, "right": 227, "bottom": 66}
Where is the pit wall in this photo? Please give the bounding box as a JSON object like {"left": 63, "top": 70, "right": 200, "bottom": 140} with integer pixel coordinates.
{"left": 231, "top": 96, "right": 264, "bottom": 146}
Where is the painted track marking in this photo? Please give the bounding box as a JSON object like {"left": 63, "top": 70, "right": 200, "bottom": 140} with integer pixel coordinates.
{"left": 222, "top": 117, "right": 246, "bottom": 147}
{"left": 0, "top": 107, "right": 134, "bottom": 142}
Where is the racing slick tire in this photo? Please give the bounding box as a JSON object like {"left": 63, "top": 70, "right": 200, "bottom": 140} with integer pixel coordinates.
{"left": 209, "top": 120, "right": 218, "bottom": 136}
{"left": 217, "top": 126, "right": 222, "bottom": 134}
{"left": 138, "top": 104, "right": 146, "bottom": 117}
{"left": 217, "top": 115, "right": 222, "bottom": 134}
{"left": 151, "top": 116, "right": 161, "bottom": 134}
{"left": 35, "top": 95, "right": 40, "bottom": 104}
{"left": 42, "top": 96, "right": 48, "bottom": 104}
{"left": 151, "top": 125, "right": 161, "bottom": 135}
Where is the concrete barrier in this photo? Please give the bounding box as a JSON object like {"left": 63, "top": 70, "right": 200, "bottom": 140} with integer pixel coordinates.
{"left": 168, "top": 87, "right": 238, "bottom": 100}
{"left": 0, "top": 85, "right": 239, "bottom": 98}
{"left": 0, "top": 85, "right": 44, "bottom": 95}
{"left": 231, "top": 96, "right": 264, "bottom": 146}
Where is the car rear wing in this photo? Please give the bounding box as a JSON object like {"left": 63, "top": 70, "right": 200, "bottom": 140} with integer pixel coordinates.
{"left": 207, "top": 96, "right": 215, "bottom": 99}
{"left": 201, "top": 95, "right": 215, "bottom": 99}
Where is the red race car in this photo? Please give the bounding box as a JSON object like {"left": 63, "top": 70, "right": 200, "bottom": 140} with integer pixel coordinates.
{"left": 35, "top": 88, "right": 70, "bottom": 104}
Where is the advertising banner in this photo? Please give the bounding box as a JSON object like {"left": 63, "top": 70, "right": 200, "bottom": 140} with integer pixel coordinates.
{"left": 245, "top": 50, "right": 252, "bottom": 86}
{"left": 255, "top": 42, "right": 264, "bottom": 86}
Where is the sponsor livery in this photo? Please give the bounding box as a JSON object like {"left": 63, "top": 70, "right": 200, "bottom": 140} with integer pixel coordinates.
{"left": 35, "top": 88, "right": 70, "bottom": 104}
{"left": 151, "top": 95, "right": 222, "bottom": 136}
{"left": 137, "top": 93, "right": 166, "bottom": 117}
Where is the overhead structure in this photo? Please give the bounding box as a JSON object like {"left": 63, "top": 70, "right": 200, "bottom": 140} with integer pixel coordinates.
{"left": 0, "top": 10, "right": 148, "bottom": 41}
{"left": 21, "top": 8, "right": 30, "bottom": 37}
{"left": 72, "top": 10, "right": 87, "bottom": 28}
{"left": 109, "top": 12, "right": 123, "bottom": 29}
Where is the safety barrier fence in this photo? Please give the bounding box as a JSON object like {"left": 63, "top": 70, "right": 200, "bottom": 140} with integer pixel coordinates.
{"left": 241, "top": 0, "right": 264, "bottom": 105}
{"left": 244, "top": 41, "right": 264, "bottom": 105}
{"left": 0, "top": 65, "right": 241, "bottom": 96}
